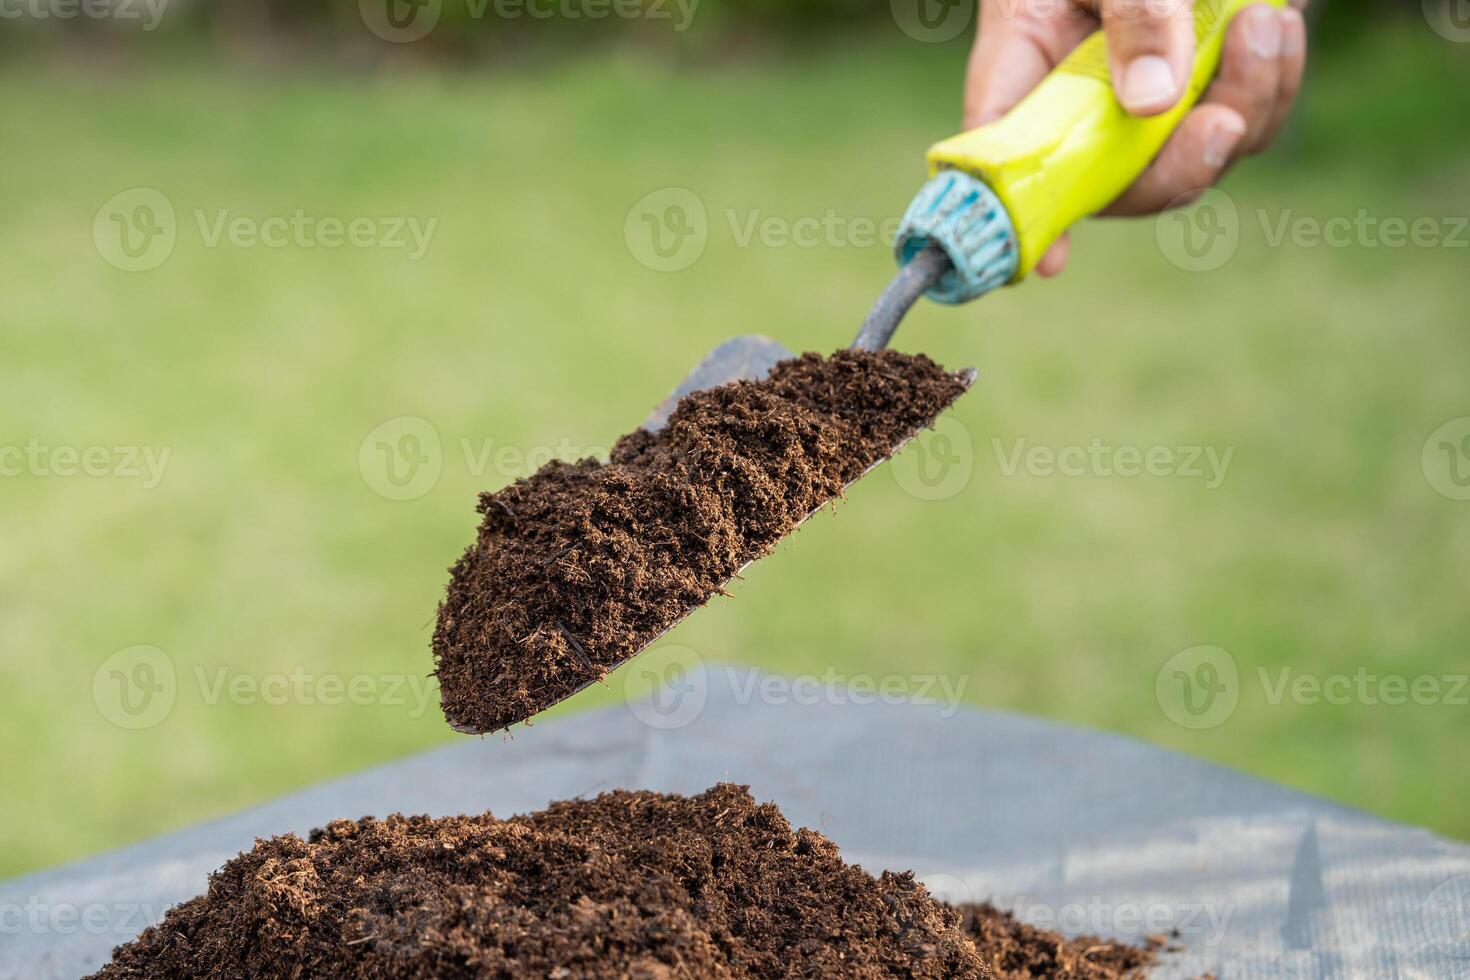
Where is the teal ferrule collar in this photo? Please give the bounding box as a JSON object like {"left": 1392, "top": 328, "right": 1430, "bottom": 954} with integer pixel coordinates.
{"left": 895, "top": 170, "right": 1019, "bottom": 305}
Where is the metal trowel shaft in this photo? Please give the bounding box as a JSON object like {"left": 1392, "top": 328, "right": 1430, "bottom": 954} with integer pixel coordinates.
{"left": 851, "top": 244, "right": 953, "bottom": 352}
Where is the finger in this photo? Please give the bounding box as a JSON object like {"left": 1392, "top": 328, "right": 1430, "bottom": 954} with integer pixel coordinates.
{"left": 1102, "top": 0, "right": 1196, "bottom": 116}
{"left": 1259, "top": 5, "right": 1307, "bottom": 148}
{"left": 964, "top": 23, "right": 1054, "bottom": 128}
{"left": 1036, "top": 234, "right": 1071, "bottom": 277}
{"left": 1102, "top": 104, "right": 1247, "bottom": 215}
{"left": 964, "top": 7, "right": 1096, "bottom": 128}
{"left": 1198, "top": 4, "right": 1284, "bottom": 155}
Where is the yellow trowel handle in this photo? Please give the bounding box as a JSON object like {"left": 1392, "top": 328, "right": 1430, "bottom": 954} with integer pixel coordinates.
{"left": 926, "top": 0, "right": 1285, "bottom": 279}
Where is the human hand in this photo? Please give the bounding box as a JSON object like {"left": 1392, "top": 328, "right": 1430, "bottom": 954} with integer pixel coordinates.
{"left": 962, "top": 0, "right": 1306, "bottom": 276}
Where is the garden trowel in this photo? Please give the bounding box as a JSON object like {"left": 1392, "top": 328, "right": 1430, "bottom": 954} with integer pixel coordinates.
{"left": 459, "top": 0, "right": 1283, "bottom": 732}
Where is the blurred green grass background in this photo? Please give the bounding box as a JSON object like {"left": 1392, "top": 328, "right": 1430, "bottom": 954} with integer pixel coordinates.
{"left": 2, "top": 23, "right": 1468, "bottom": 879}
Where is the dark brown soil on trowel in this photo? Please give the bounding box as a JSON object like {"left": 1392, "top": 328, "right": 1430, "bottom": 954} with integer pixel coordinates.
{"left": 90, "top": 785, "right": 1164, "bottom": 980}
{"left": 433, "top": 349, "right": 970, "bottom": 733}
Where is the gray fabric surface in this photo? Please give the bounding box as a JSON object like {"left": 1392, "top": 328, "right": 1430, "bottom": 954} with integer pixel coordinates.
{"left": 3, "top": 664, "right": 1467, "bottom": 979}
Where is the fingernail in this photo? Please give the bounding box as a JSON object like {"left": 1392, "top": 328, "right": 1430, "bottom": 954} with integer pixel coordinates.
{"left": 1121, "top": 55, "right": 1178, "bottom": 114}
{"left": 1281, "top": 7, "right": 1306, "bottom": 57}
{"left": 1203, "top": 115, "right": 1247, "bottom": 169}
{"left": 1244, "top": 6, "right": 1283, "bottom": 58}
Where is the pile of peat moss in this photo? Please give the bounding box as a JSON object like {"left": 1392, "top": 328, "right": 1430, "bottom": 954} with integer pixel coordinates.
{"left": 92, "top": 785, "right": 1164, "bottom": 980}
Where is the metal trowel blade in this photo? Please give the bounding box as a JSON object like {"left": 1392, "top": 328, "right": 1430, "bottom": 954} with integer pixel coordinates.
{"left": 640, "top": 335, "right": 796, "bottom": 432}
